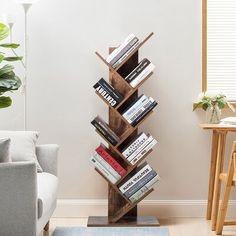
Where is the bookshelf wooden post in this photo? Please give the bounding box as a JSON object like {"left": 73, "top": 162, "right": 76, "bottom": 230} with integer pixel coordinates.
{"left": 88, "top": 32, "right": 159, "bottom": 227}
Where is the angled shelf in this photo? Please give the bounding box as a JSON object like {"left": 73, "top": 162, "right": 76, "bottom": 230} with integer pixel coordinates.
{"left": 89, "top": 32, "right": 159, "bottom": 227}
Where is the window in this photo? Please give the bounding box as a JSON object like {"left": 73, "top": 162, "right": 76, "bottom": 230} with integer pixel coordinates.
{"left": 203, "top": 0, "right": 236, "bottom": 101}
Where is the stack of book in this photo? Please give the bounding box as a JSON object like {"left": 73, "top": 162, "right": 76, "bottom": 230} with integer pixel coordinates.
{"left": 91, "top": 116, "right": 120, "bottom": 145}
{"left": 121, "top": 132, "right": 157, "bottom": 165}
{"left": 119, "top": 162, "right": 160, "bottom": 203}
{"left": 106, "top": 34, "right": 139, "bottom": 69}
{"left": 93, "top": 78, "right": 123, "bottom": 108}
{"left": 90, "top": 144, "right": 127, "bottom": 184}
{"left": 125, "top": 58, "right": 155, "bottom": 88}
{"left": 122, "top": 94, "right": 158, "bottom": 127}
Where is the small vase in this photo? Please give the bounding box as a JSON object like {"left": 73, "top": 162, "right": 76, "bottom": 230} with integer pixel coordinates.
{"left": 206, "top": 105, "right": 221, "bottom": 124}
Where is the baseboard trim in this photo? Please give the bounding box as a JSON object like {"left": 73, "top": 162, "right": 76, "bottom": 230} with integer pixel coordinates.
{"left": 53, "top": 199, "right": 236, "bottom": 218}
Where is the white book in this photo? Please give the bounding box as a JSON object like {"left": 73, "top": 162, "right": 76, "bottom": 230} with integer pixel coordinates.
{"left": 130, "top": 175, "right": 160, "bottom": 203}
{"left": 130, "top": 139, "right": 158, "bottom": 165}
{"left": 119, "top": 163, "right": 152, "bottom": 193}
{"left": 130, "top": 63, "right": 155, "bottom": 88}
{"left": 123, "top": 95, "right": 148, "bottom": 120}
{"left": 221, "top": 117, "right": 236, "bottom": 125}
{"left": 90, "top": 156, "right": 118, "bottom": 184}
{"left": 127, "top": 98, "right": 155, "bottom": 124}
{"left": 112, "top": 41, "right": 140, "bottom": 68}
{"left": 127, "top": 136, "right": 154, "bottom": 162}
{"left": 106, "top": 34, "right": 135, "bottom": 63}
{"left": 93, "top": 153, "right": 121, "bottom": 181}
{"left": 122, "top": 133, "right": 148, "bottom": 158}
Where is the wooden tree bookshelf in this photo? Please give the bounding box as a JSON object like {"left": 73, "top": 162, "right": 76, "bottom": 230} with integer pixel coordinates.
{"left": 88, "top": 32, "right": 159, "bottom": 227}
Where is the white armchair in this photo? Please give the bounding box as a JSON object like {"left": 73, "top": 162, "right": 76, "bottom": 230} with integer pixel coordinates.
{"left": 0, "top": 144, "right": 59, "bottom": 236}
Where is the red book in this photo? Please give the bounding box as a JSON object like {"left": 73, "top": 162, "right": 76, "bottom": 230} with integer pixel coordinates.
{"left": 96, "top": 144, "right": 127, "bottom": 177}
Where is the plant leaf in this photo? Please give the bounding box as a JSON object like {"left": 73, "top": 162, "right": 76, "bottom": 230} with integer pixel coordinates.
{"left": 193, "top": 102, "right": 202, "bottom": 111}
{"left": 0, "top": 43, "right": 20, "bottom": 49}
{"left": 0, "top": 23, "right": 9, "bottom": 41}
{"left": 0, "top": 64, "right": 14, "bottom": 76}
{"left": 0, "top": 96, "right": 12, "bottom": 108}
{"left": 4, "top": 56, "right": 23, "bottom": 62}
{"left": 0, "top": 53, "right": 4, "bottom": 63}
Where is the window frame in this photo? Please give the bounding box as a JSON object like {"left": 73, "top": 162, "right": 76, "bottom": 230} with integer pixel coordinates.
{"left": 202, "top": 0, "right": 236, "bottom": 106}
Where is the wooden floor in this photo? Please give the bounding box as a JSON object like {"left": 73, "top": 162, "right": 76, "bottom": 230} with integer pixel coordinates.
{"left": 39, "top": 218, "right": 236, "bottom": 236}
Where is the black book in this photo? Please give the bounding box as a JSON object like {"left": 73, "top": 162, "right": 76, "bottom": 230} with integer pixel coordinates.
{"left": 91, "top": 119, "right": 118, "bottom": 146}
{"left": 124, "top": 170, "right": 157, "bottom": 198}
{"left": 93, "top": 82, "right": 119, "bottom": 107}
{"left": 125, "top": 59, "right": 151, "bottom": 83}
{"left": 131, "top": 101, "right": 158, "bottom": 127}
{"left": 99, "top": 78, "right": 123, "bottom": 103}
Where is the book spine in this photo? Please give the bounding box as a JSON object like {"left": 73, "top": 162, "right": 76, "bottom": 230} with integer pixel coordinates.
{"left": 119, "top": 164, "right": 152, "bottom": 193}
{"left": 131, "top": 101, "right": 158, "bottom": 127}
{"left": 106, "top": 34, "right": 135, "bottom": 62}
{"left": 123, "top": 95, "right": 148, "bottom": 120}
{"left": 130, "top": 139, "right": 158, "bottom": 165}
{"left": 127, "top": 136, "right": 154, "bottom": 162}
{"left": 125, "top": 59, "right": 151, "bottom": 83}
{"left": 127, "top": 98, "right": 154, "bottom": 124}
{"left": 130, "top": 63, "right": 155, "bottom": 88}
{"left": 96, "top": 145, "right": 127, "bottom": 176}
{"left": 95, "top": 117, "right": 120, "bottom": 142}
{"left": 124, "top": 170, "right": 157, "bottom": 198}
{"left": 122, "top": 133, "right": 148, "bottom": 158}
{"left": 112, "top": 41, "right": 140, "bottom": 69}
{"left": 90, "top": 156, "right": 118, "bottom": 184}
{"left": 110, "top": 37, "right": 139, "bottom": 65}
{"left": 129, "top": 175, "right": 160, "bottom": 203}
{"left": 91, "top": 120, "right": 118, "bottom": 145}
{"left": 99, "top": 78, "right": 123, "bottom": 102}
{"left": 93, "top": 153, "right": 121, "bottom": 180}
{"left": 94, "top": 83, "right": 118, "bottom": 107}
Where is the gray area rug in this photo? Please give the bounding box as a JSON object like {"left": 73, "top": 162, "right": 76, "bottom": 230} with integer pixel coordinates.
{"left": 53, "top": 227, "right": 169, "bottom": 236}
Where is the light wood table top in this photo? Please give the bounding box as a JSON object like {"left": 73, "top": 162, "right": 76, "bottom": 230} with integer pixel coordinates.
{"left": 200, "top": 123, "right": 236, "bottom": 131}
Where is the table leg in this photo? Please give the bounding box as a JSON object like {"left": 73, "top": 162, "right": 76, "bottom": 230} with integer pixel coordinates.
{"left": 211, "top": 132, "right": 227, "bottom": 231}
{"left": 207, "top": 130, "right": 219, "bottom": 220}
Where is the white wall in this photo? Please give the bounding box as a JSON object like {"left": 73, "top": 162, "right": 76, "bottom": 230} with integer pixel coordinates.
{"left": 0, "top": 0, "right": 235, "bottom": 203}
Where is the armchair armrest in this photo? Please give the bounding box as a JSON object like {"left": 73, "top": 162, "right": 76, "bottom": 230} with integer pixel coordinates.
{"left": 0, "top": 161, "right": 37, "bottom": 236}
{"left": 36, "top": 144, "right": 59, "bottom": 176}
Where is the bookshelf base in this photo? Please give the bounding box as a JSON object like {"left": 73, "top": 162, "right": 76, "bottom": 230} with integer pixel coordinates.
{"left": 87, "top": 216, "right": 160, "bottom": 227}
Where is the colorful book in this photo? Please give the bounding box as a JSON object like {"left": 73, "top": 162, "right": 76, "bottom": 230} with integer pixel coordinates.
{"left": 130, "top": 63, "right": 155, "bottom": 88}
{"left": 96, "top": 144, "right": 127, "bottom": 176}
{"left": 93, "top": 83, "right": 118, "bottom": 107}
{"left": 91, "top": 119, "right": 118, "bottom": 146}
{"left": 122, "top": 95, "right": 148, "bottom": 120}
{"left": 109, "top": 37, "right": 139, "bottom": 66}
{"left": 127, "top": 135, "right": 154, "bottom": 162}
{"left": 131, "top": 101, "right": 158, "bottom": 127}
{"left": 127, "top": 98, "right": 155, "bottom": 124}
{"left": 90, "top": 156, "right": 118, "bottom": 184}
{"left": 130, "top": 139, "right": 157, "bottom": 165}
{"left": 94, "top": 116, "right": 120, "bottom": 142}
{"left": 119, "top": 162, "right": 152, "bottom": 193}
{"left": 124, "top": 170, "right": 157, "bottom": 198}
{"left": 125, "top": 58, "right": 151, "bottom": 83}
{"left": 112, "top": 41, "right": 139, "bottom": 68}
{"left": 106, "top": 34, "right": 136, "bottom": 63}
{"left": 122, "top": 132, "right": 148, "bottom": 158}
{"left": 93, "top": 152, "right": 121, "bottom": 180}
{"left": 130, "top": 175, "right": 160, "bottom": 203}
{"left": 98, "top": 78, "right": 123, "bottom": 102}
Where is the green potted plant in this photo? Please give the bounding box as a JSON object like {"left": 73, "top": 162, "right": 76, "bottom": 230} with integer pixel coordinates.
{"left": 193, "top": 91, "right": 235, "bottom": 124}
{"left": 0, "top": 22, "right": 22, "bottom": 109}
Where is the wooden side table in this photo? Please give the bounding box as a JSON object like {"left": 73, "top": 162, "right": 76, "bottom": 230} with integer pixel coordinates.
{"left": 200, "top": 124, "right": 236, "bottom": 231}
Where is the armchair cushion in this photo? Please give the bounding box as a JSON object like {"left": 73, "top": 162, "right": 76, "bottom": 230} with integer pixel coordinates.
{"left": 0, "top": 138, "right": 10, "bottom": 163}
{"left": 0, "top": 131, "right": 42, "bottom": 172}
{"left": 37, "top": 172, "right": 58, "bottom": 219}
